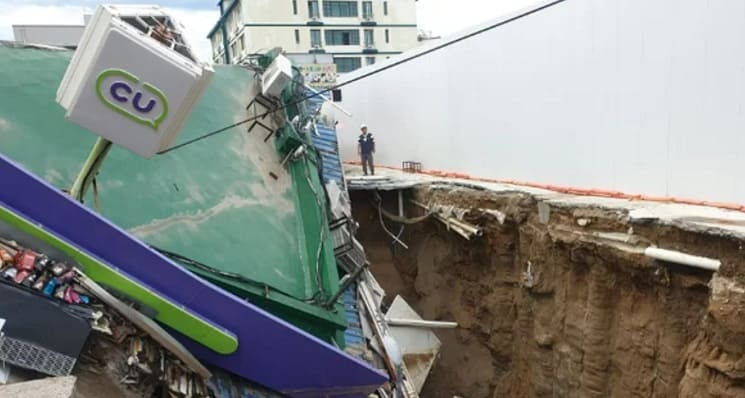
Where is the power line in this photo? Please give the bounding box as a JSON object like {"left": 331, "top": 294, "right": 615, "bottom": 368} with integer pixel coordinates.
{"left": 157, "top": 0, "right": 567, "bottom": 155}
{"left": 152, "top": 245, "right": 325, "bottom": 303}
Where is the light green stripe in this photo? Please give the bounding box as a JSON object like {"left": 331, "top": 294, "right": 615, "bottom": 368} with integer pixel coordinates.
{"left": 0, "top": 204, "right": 238, "bottom": 355}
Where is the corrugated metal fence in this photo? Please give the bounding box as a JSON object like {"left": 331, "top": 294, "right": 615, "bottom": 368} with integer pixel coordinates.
{"left": 306, "top": 91, "right": 346, "bottom": 189}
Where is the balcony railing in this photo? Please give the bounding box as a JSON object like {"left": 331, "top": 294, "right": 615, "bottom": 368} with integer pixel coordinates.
{"left": 361, "top": 13, "right": 376, "bottom": 25}
{"left": 308, "top": 14, "right": 323, "bottom": 25}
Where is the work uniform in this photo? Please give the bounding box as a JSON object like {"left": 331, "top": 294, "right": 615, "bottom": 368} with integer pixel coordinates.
{"left": 358, "top": 133, "right": 375, "bottom": 175}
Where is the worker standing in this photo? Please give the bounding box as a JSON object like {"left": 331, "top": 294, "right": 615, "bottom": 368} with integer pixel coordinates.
{"left": 358, "top": 124, "right": 375, "bottom": 176}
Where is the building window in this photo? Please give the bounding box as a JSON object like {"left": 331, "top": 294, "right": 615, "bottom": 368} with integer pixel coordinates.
{"left": 325, "top": 29, "right": 359, "bottom": 45}
{"left": 295, "top": 29, "right": 300, "bottom": 44}
{"left": 292, "top": 0, "right": 298, "bottom": 14}
{"left": 335, "top": 57, "right": 361, "bottom": 73}
{"left": 366, "top": 56, "right": 376, "bottom": 65}
{"left": 308, "top": 0, "right": 320, "bottom": 18}
{"left": 385, "top": 29, "right": 390, "bottom": 43}
{"left": 323, "top": 1, "right": 358, "bottom": 17}
{"left": 362, "top": 1, "right": 373, "bottom": 19}
{"left": 384, "top": 1, "right": 388, "bottom": 15}
{"left": 310, "top": 29, "right": 322, "bottom": 47}
{"left": 364, "top": 29, "right": 374, "bottom": 47}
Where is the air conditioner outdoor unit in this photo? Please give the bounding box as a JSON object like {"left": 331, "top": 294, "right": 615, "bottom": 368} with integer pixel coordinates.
{"left": 261, "top": 54, "right": 293, "bottom": 98}
{"left": 56, "top": 4, "right": 213, "bottom": 158}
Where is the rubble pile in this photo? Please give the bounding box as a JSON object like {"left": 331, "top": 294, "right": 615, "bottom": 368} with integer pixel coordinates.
{"left": 0, "top": 239, "right": 91, "bottom": 306}
{"left": 80, "top": 321, "right": 210, "bottom": 397}
{"left": 0, "top": 237, "right": 209, "bottom": 397}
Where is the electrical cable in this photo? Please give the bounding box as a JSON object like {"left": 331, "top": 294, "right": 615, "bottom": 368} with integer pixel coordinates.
{"left": 157, "top": 0, "right": 567, "bottom": 155}
{"left": 152, "top": 245, "right": 324, "bottom": 303}
{"left": 92, "top": 177, "right": 100, "bottom": 212}
{"left": 300, "top": 153, "right": 328, "bottom": 300}
{"left": 374, "top": 194, "right": 409, "bottom": 250}
{"left": 74, "top": 140, "right": 113, "bottom": 202}
{"left": 380, "top": 206, "right": 431, "bottom": 224}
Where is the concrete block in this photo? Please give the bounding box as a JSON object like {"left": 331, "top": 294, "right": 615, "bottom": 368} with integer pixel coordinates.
{"left": 0, "top": 376, "right": 77, "bottom": 398}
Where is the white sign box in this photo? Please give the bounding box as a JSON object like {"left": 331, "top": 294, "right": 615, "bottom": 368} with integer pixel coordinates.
{"left": 57, "top": 5, "right": 213, "bottom": 158}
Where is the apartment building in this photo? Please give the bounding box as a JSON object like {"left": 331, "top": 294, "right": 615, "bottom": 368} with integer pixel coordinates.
{"left": 12, "top": 15, "right": 91, "bottom": 49}
{"left": 207, "top": 0, "right": 419, "bottom": 72}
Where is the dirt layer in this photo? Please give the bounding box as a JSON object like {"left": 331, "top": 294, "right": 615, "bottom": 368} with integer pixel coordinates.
{"left": 351, "top": 186, "right": 745, "bottom": 398}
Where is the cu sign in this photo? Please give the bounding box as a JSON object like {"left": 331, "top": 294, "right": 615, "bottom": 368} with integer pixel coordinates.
{"left": 95, "top": 69, "right": 169, "bottom": 130}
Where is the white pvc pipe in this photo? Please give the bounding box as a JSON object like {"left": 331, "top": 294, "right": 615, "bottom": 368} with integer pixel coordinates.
{"left": 410, "top": 200, "right": 481, "bottom": 239}
{"left": 433, "top": 214, "right": 472, "bottom": 240}
{"left": 446, "top": 216, "right": 483, "bottom": 237}
{"left": 385, "top": 318, "right": 459, "bottom": 329}
{"left": 644, "top": 247, "right": 721, "bottom": 271}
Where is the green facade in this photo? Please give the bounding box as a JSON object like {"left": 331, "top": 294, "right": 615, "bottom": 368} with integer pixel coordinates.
{"left": 0, "top": 45, "right": 345, "bottom": 343}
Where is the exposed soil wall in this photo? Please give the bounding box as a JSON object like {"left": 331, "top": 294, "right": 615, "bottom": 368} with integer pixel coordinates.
{"left": 351, "top": 186, "right": 745, "bottom": 398}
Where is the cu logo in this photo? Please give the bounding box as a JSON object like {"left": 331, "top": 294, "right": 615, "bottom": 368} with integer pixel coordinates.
{"left": 95, "top": 69, "right": 169, "bottom": 130}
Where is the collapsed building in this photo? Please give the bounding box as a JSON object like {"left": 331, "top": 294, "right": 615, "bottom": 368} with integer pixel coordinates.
{"left": 2, "top": 0, "right": 745, "bottom": 397}
{"left": 0, "top": 5, "right": 397, "bottom": 397}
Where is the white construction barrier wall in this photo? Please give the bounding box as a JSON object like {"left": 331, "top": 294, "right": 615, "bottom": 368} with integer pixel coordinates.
{"left": 336, "top": 0, "right": 745, "bottom": 205}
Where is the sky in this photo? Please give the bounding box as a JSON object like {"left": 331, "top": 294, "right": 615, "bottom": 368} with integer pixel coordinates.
{"left": 0, "top": 0, "right": 539, "bottom": 62}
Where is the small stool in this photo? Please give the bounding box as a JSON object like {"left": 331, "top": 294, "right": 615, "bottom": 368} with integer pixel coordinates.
{"left": 402, "top": 161, "right": 422, "bottom": 173}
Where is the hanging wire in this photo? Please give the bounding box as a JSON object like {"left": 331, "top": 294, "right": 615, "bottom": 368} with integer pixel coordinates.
{"left": 300, "top": 150, "right": 328, "bottom": 300}
{"left": 152, "top": 245, "right": 324, "bottom": 303}
{"left": 373, "top": 193, "right": 409, "bottom": 250}
{"left": 156, "top": 0, "right": 567, "bottom": 155}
